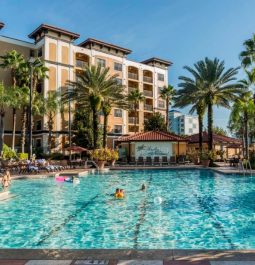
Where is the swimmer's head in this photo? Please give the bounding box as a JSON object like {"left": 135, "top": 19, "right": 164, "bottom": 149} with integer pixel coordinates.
{"left": 116, "top": 188, "right": 120, "bottom": 193}
{"left": 141, "top": 184, "right": 146, "bottom": 190}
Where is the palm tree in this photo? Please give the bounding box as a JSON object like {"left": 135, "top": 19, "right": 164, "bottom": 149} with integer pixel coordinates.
{"left": 178, "top": 58, "right": 241, "bottom": 151}
{"left": 101, "top": 83, "right": 127, "bottom": 147}
{"left": 43, "top": 91, "right": 60, "bottom": 154}
{"left": 0, "top": 50, "right": 25, "bottom": 87}
{"left": 240, "top": 34, "right": 255, "bottom": 68}
{"left": 160, "top": 85, "right": 175, "bottom": 131}
{"left": 229, "top": 91, "right": 255, "bottom": 159}
{"left": 0, "top": 83, "right": 11, "bottom": 154}
{"left": 66, "top": 65, "right": 124, "bottom": 149}
{"left": 0, "top": 50, "right": 25, "bottom": 150}
{"left": 127, "top": 89, "right": 145, "bottom": 133}
{"left": 174, "top": 85, "right": 206, "bottom": 153}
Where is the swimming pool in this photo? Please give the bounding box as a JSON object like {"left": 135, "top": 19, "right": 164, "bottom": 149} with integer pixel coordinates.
{"left": 0, "top": 169, "right": 254, "bottom": 249}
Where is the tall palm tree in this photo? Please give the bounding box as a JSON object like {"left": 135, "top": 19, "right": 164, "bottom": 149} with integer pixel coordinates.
{"left": 0, "top": 50, "right": 25, "bottom": 87}
{"left": 178, "top": 58, "right": 241, "bottom": 151}
{"left": 127, "top": 89, "right": 145, "bottom": 133}
{"left": 102, "top": 85, "right": 127, "bottom": 147}
{"left": 174, "top": 84, "right": 206, "bottom": 153}
{"left": 240, "top": 34, "right": 255, "bottom": 68}
{"left": 0, "top": 83, "right": 11, "bottom": 154}
{"left": 229, "top": 91, "right": 255, "bottom": 159}
{"left": 43, "top": 91, "right": 60, "bottom": 154}
{"left": 66, "top": 65, "right": 124, "bottom": 149}
{"left": 0, "top": 50, "right": 25, "bottom": 150}
{"left": 160, "top": 84, "right": 175, "bottom": 131}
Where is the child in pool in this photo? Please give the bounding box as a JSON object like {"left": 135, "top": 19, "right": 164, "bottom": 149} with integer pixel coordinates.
{"left": 1, "top": 170, "right": 11, "bottom": 191}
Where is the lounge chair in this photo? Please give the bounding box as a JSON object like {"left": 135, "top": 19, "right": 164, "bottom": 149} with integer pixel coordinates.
{"left": 137, "top": 157, "right": 144, "bottom": 166}
{"left": 153, "top": 156, "right": 160, "bottom": 166}
{"left": 178, "top": 155, "right": 186, "bottom": 164}
{"left": 129, "top": 157, "right": 136, "bottom": 165}
{"left": 119, "top": 157, "right": 128, "bottom": 165}
{"left": 145, "top": 156, "right": 152, "bottom": 166}
{"left": 161, "top": 156, "right": 169, "bottom": 166}
{"left": 169, "top": 156, "right": 177, "bottom": 165}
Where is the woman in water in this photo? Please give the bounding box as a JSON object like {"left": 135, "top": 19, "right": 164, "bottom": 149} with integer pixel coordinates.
{"left": 1, "top": 170, "right": 11, "bottom": 191}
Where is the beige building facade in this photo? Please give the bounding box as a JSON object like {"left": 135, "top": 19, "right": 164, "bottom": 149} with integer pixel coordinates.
{"left": 0, "top": 23, "right": 171, "bottom": 152}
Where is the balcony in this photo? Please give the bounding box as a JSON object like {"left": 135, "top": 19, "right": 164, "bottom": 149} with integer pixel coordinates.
{"left": 128, "top": 72, "right": 138, "bottom": 80}
{"left": 158, "top": 100, "right": 166, "bottom": 109}
{"left": 128, "top": 117, "right": 138, "bottom": 124}
{"left": 143, "top": 90, "right": 153, "bottom": 97}
{"left": 143, "top": 76, "right": 153, "bottom": 83}
{"left": 76, "top": 59, "right": 88, "bottom": 69}
{"left": 144, "top": 104, "right": 153, "bottom": 111}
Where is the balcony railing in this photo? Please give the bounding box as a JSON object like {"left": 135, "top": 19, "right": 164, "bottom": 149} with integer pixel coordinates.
{"left": 144, "top": 104, "right": 153, "bottom": 111}
{"left": 128, "top": 117, "right": 138, "bottom": 124}
{"left": 76, "top": 60, "right": 89, "bottom": 68}
{"left": 143, "top": 76, "right": 153, "bottom": 83}
{"left": 143, "top": 90, "right": 153, "bottom": 97}
{"left": 128, "top": 72, "right": 138, "bottom": 80}
{"left": 158, "top": 101, "right": 166, "bottom": 109}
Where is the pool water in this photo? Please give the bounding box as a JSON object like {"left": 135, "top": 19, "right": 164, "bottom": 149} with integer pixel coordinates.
{"left": 0, "top": 169, "right": 254, "bottom": 249}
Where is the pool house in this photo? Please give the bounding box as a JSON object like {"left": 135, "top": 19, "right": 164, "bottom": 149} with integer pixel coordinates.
{"left": 116, "top": 131, "right": 187, "bottom": 162}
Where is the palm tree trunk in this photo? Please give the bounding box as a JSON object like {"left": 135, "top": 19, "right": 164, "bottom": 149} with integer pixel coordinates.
{"left": 20, "top": 107, "right": 27, "bottom": 153}
{"left": 135, "top": 105, "right": 138, "bottom": 133}
{"left": 207, "top": 103, "right": 213, "bottom": 151}
{"left": 11, "top": 108, "right": 16, "bottom": 150}
{"left": 92, "top": 109, "right": 98, "bottom": 149}
{"left": 198, "top": 114, "right": 203, "bottom": 153}
{"left": 0, "top": 111, "right": 5, "bottom": 156}
{"left": 48, "top": 112, "right": 53, "bottom": 155}
{"left": 244, "top": 111, "right": 249, "bottom": 159}
{"left": 166, "top": 98, "right": 169, "bottom": 131}
{"left": 103, "top": 114, "right": 109, "bottom": 148}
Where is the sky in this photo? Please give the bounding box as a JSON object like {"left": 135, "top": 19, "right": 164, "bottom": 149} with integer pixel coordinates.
{"left": 0, "top": 0, "right": 254, "bottom": 131}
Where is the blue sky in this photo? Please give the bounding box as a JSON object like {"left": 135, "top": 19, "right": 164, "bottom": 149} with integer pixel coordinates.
{"left": 0, "top": 0, "right": 254, "bottom": 131}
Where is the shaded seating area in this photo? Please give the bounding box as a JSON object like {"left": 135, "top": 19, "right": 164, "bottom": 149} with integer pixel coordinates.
{"left": 115, "top": 131, "right": 188, "bottom": 167}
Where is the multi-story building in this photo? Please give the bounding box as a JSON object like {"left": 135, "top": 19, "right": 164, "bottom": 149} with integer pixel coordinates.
{"left": 169, "top": 110, "right": 199, "bottom": 136}
{"left": 0, "top": 23, "right": 171, "bottom": 152}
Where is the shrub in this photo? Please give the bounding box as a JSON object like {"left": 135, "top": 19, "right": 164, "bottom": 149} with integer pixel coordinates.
{"left": 2, "top": 144, "right": 17, "bottom": 160}
{"left": 18, "top": 153, "right": 28, "bottom": 160}
{"left": 90, "top": 148, "right": 118, "bottom": 161}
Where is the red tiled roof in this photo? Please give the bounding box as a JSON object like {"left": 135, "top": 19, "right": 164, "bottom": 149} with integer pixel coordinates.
{"left": 188, "top": 132, "right": 241, "bottom": 145}
{"left": 117, "top": 131, "right": 187, "bottom": 142}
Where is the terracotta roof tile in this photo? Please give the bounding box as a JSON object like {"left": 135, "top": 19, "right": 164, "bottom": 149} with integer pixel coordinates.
{"left": 117, "top": 131, "right": 187, "bottom": 142}
{"left": 188, "top": 132, "right": 241, "bottom": 144}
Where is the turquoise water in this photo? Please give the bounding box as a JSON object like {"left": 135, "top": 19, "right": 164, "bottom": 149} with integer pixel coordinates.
{"left": 0, "top": 169, "right": 254, "bottom": 249}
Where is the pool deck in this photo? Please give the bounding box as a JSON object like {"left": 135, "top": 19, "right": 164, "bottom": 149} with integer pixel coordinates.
{"left": 0, "top": 249, "right": 255, "bottom": 264}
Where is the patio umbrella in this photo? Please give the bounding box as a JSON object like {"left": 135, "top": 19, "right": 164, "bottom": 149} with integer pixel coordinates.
{"left": 65, "top": 146, "right": 88, "bottom": 160}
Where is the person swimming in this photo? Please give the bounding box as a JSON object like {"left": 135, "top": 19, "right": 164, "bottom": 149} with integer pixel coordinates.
{"left": 141, "top": 184, "right": 146, "bottom": 191}
{"left": 114, "top": 188, "right": 124, "bottom": 199}
{"left": 1, "top": 170, "right": 11, "bottom": 191}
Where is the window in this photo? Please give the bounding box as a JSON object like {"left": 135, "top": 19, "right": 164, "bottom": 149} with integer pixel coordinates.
{"left": 157, "top": 73, "right": 164, "bottom": 81}
{"left": 189, "top": 118, "right": 193, "bottom": 123}
{"left": 114, "top": 109, "right": 122, "bottom": 118}
{"left": 114, "top": 125, "right": 122, "bottom": 134}
{"left": 35, "top": 138, "right": 42, "bottom": 148}
{"left": 158, "top": 87, "right": 163, "bottom": 94}
{"left": 37, "top": 47, "right": 43, "bottom": 57}
{"left": 96, "top": 58, "right": 106, "bottom": 67}
{"left": 193, "top": 124, "right": 197, "bottom": 129}
{"left": 114, "top": 62, "right": 122, "bottom": 71}
{"left": 158, "top": 100, "right": 165, "bottom": 108}
{"left": 189, "top": 128, "right": 193, "bottom": 134}
{"left": 36, "top": 120, "right": 42, "bottom": 131}
{"left": 30, "top": 50, "right": 35, "bottom": 57}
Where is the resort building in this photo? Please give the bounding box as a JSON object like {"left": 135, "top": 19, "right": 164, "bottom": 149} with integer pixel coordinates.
{"left": 169, "top": 110, "right": 199, "bottom": 136}
{"left": 0, "top": 23, "right": 171, "bottom": 152}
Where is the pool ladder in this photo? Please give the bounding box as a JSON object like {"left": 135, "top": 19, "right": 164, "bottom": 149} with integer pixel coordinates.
{"left": 239, "top": 160, "right": 252, "bottom": 176}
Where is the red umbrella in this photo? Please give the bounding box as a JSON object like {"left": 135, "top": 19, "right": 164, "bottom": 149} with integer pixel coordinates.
{"left": 66, "top": 146, "right": 88, "bottom": 152}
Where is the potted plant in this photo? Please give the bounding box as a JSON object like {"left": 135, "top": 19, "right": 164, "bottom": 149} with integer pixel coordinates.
{"left": 200, "top": 150, "right": 216, "bottom": 167}
{"left": 109, "top": 149, "right": 119, "bottom": 166}
{"left": 90, "top": 148, "right": 111, "bottom": 170}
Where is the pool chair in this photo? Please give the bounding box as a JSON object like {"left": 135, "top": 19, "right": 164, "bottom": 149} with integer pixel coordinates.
{"left": 129, "top": 157, "right": 136, "bottom": 165}
{"left": 119, "top": 157, "right": 128, "bottom": 165}
{"left": 161, "top": 156, "right": 169, "bottom": 166}
{"left": 137, "top": 157, "right": 144, "bottom": 166}
{"left": 153, "top": 156, "right": 161, "bottom": 166}
{"left": 169, "top": 156, "right": 177, "bottom": 165}
{"left": 178, "top": 155, "right": 186, "bottom": 164}
{"left": 145, "top": 156, "right": 152, "bottom": 166}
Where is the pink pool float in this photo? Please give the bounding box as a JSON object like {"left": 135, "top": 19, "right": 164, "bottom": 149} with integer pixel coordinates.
{"left": 55, "top": 176, "right": 65, "bottom": 182}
